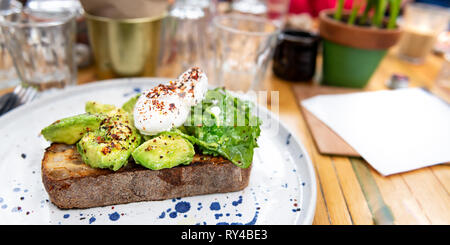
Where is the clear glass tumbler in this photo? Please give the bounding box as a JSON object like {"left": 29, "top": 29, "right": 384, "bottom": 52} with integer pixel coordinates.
{"left": 161, "top": 0, "right": 217, "bottom": 77}
{"left": 0, "top": 0, "right": 22, "bottom": 89}
{"left": 0, "top": 9, "right": 77, "bottom": 91}
{"left": 231, "top": 0, "right": 289, "bottom": 27}
{"left": 397, "top": 3, "right": 450, "bottom": 64}
{"left": 212, "top": 14, "right": 279, "bottom": 92}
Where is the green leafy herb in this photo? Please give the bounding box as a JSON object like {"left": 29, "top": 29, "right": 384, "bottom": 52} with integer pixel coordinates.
{"left": 179, "top": 88, "right": 261, "bottom": 168}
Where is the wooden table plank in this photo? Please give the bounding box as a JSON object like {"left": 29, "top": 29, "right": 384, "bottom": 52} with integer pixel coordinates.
{"left": 313, "top": 153, "right": 353, "bottom": 224}
{"left": 371, "top": 168, "right": 432, "bottom": 224}
{"left": 400, "top": 168, "right": 450, "bottom": 224}
{"left": 430, "top": 164, "right": 450, "bottom": 195}
{"left": 332, "top": 157, "right": 374, "bottom": 225}
{"left": 77, "top": 66, "right": 97, "bottom": 85}
{"left": 313, "top": 183, "right": 332, "bottom": 225}
{"left": 350, "top": 158, "right": 395, "bottom": 225}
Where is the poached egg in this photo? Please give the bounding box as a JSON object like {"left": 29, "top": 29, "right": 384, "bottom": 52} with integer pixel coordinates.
{"left": 133, "top": 67, "right": 208, "bottom": 135}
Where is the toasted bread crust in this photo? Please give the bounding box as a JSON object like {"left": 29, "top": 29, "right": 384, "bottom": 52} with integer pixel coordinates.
{"left": 42, "top": 144, "right": 251, "bottom": 209}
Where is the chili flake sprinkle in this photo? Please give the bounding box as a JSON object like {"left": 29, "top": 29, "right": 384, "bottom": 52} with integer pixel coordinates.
{"left": 101, "top": 146, "right": 111, "bottom": 155}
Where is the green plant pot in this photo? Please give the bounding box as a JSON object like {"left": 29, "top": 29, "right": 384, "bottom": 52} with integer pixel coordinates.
{"left": 321, "top": 39, "right": 387, "bottom": 88}
{"left": 318, "top": 10, "right": 402, "bottom": 88}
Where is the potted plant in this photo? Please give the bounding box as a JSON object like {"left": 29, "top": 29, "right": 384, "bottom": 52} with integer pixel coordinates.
{"left": 319, "top": 0, "right": 402, "bottom": 88}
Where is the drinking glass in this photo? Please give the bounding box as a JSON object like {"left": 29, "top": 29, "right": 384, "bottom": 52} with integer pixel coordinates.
{"left": 232, "top": 0, "right": 267, "bottom": 15}
{"left": 231, "top": 0, "right": 289, "bottom": 27}
{"left": 0, "top": 0, "right": 22, "bottom": 89}
{"left": 212, "top": 14, "right": 279, "bottom": 92}
{"left": 397, "top": 3, "right": 450, "bottom": 64}
{"left": 0, "top": 9, "right": 77, "bottom": 91}
{"left": 161, "top": 0, "right": 217, "bottom": 77}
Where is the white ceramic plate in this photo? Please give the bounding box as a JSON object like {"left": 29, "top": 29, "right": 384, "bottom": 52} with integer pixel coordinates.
{"left": 0, "top": 78, "right": 316, "bottom": 225}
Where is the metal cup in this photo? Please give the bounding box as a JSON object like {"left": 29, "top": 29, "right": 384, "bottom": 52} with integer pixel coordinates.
{"left": 85, "top": 12, "right": 166, "bottom": 79}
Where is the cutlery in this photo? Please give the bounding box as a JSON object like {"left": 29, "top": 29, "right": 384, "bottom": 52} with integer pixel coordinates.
{"left": 0, "top": 85, "right": 37, "bottom": 116}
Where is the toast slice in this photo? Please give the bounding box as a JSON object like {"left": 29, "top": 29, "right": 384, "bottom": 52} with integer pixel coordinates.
{"left": 42, "top": 143, "right": 252, "bottom": 209}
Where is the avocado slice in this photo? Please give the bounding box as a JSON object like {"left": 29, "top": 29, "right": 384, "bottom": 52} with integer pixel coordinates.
{"left": 121, "top": 94, "right": 141, "bottom": 128}
{"left": 132, "top": 132, "right": 195, "bottom": 170}
{"left": 77, "top": 111, "right": 141, "bottom": 171}
{"left": 121, "top": 94, "right": 140, "bottom": 114}
{"left": 41, "top": 114, "right": 105, "bottom": 144}
{"left": 85, "top": 101, "right": 117, "bottom": 114}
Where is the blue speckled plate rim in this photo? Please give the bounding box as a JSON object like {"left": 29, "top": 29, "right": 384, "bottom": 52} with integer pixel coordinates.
{"left": 264, "top": 108, "right": 317, "bottom": 225}
{"left": 0, "top": 77, "right": 317, "bottom": 225}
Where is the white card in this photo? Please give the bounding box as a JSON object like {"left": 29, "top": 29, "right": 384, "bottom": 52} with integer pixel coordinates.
{"left": 301, "top": 88, "right": 450, "bottom": 176}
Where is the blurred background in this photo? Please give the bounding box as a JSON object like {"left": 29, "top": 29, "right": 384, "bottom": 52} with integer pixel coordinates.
{"left": 0, "top": 0, "right": 448, "bottom": 96}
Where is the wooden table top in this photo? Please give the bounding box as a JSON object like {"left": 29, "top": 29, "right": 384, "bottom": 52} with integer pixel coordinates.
{"left": 1, "top": 48, "right": 448, "bottom": 225}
